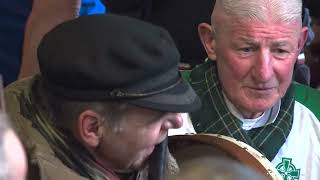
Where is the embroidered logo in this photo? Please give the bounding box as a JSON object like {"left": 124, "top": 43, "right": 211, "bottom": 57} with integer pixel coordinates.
{"left": 276, "top": 158, "right": 300, "bottom": 180}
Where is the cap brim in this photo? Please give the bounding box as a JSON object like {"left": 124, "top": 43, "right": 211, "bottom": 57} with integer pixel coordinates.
{"left": 129, "top": 79, "right": 201, "bottom": 112}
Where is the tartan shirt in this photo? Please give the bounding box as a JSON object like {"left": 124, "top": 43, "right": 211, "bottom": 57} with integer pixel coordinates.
{"left": 189, "top": 61, "right": 295, "bottom": 161}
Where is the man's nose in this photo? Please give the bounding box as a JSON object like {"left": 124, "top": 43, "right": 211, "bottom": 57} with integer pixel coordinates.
{"left": 253, "top": 49, "right": 274, "bottom": 82}
{"left": 162, "top": 113, "right": 183, "bottom": 130}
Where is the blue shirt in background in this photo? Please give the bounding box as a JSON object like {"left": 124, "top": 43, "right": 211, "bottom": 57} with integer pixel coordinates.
{"left": 80, "top": 0, "right": 106, "bottom": 16}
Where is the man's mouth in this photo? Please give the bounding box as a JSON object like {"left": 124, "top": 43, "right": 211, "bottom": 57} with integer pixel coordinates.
{"left": 246, "top": 86, "right": 276, "bottom": 95}
{"left": 247, "top": 85, "right": 276, "bottom": 91}
{"left": 251, "top": 87, "right": 274, "bottom": 91}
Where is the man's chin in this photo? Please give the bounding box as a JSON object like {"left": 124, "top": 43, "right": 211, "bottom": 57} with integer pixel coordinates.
{"left": 123, "top": 160, "right": 148, "bottom": 173}
{"left": 119, "top": 147, "right": 156, "bottom": 172}
{"left": 245, "top": 104, "right": 274, "bottom": 116}
{"left": 129, "top": 155, "right": 153, "bottom": 172}
{"left": 256, "top": 100, "right": 276, "bottom": 109}
{"left": 236, "top": 99, "right": 276, "bottom": 118}
{"left": 113, "top": 159, "right": 147, "bottom": 173}
{"left": 114, "top": 163, "right": 142, "bottom": 174}
{"left": 247, "top": 95, "right": 278, "bottom": 108}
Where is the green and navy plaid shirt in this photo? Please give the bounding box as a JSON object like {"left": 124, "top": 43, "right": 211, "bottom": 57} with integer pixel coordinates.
{"left": 190, "top": 61, "right": 295, "bottom": 161}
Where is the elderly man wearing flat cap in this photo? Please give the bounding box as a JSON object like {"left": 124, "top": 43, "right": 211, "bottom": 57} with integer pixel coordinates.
{"left": 4, "top": 14, "right": 201, "bottom": 180}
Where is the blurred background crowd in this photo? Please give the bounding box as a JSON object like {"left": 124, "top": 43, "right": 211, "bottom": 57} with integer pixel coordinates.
{"left": 1, "top": 0, "right": 318, "bottom": 88}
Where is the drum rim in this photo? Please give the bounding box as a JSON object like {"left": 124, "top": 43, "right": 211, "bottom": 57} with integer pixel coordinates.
{"left": 169, "top": 133, "right": 282, "bottom": 180}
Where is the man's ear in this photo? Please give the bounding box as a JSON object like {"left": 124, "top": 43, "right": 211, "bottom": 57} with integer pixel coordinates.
{"left": 298, "top": 26, "right": 309, "bottom": 52}
{"left": 198, "top": 22, "right": 217, "bottom": 60}
{"left": 77, "top": 110, "right": 104, "bottom": 148}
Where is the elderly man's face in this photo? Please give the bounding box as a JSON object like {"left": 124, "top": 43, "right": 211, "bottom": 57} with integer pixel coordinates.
{"left": 203, "top": 19, "right": 307, "bottom": 118}
{"left": 96, "top": 106, "right": 183, "bottom": 173}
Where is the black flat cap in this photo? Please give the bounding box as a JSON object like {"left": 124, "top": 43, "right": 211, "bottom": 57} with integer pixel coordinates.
{"left": 38, "top": 14, "right": 201, "bottom": 112}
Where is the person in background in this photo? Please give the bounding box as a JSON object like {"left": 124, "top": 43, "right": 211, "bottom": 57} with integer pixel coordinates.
{"left": 19, "top": 0, "right": 107, "bottom": 79}
{"left": 190, "top": 0, "right": 320, "bottom": 179}
{"left": 293, "top": 5, "right": 314, "bottom": 86}
{"left": 305, "top": 0, "right": 320, "bottom": 89}
{"left": 0, "top": 0, "right": 106, "bottom": 86}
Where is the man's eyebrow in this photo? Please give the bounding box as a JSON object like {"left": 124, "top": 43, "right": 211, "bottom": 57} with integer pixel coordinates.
{"left": 272, "top": 41, "right": 289, "bottom": 46}
{"left": 272, "top": 41, "right": 295, "bottom": 50}
{"left": 237, "top": 37, "right": 258, "bottom": 45}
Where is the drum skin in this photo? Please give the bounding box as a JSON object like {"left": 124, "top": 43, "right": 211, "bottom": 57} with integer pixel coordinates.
{"left": 168, "top": 134, "right": 282, "bottom": 180}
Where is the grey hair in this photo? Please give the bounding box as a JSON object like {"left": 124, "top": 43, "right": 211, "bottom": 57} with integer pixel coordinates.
{"left": 33, "top": 80, "right": 130, "bottom": 133}
{"left": 214, "top": 0, "right": 302, "bottom": 23}
{"left": 50, "top": 100, "right": 129, "bottom": 133}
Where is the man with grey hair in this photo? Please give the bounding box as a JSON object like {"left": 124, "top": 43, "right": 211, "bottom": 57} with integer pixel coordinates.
{"left": 190, "top": 0, "right": 320, "bottom": 179}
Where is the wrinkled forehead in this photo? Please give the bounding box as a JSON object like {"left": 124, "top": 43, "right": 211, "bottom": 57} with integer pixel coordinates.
{"left": 212, "top": 0, "right": 302, "bottom": 25}
{"left": 214, "top": 17, "right": 303, "bottom": 43}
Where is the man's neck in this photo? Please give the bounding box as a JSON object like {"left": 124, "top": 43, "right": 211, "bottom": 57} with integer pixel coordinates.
{"left": 93, "top": 157, "right": 139, "bottom": 180}
{"left": 92, "top": 159, "right": 123, "bottom": 180}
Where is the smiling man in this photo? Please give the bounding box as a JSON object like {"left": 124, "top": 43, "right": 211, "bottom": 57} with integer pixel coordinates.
{"left": 4, "top": 14, "right": 200, "bottom": 180}
{"left": 190, "top": 0, "right": 320, "bottom": 179}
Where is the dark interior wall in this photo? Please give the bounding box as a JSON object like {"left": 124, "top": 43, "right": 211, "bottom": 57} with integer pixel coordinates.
{"left": 108, "top": 0, "right": 215, "bottom": 66}
{"left": 305, "top": 0, "right": 320, "bottom": 19}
